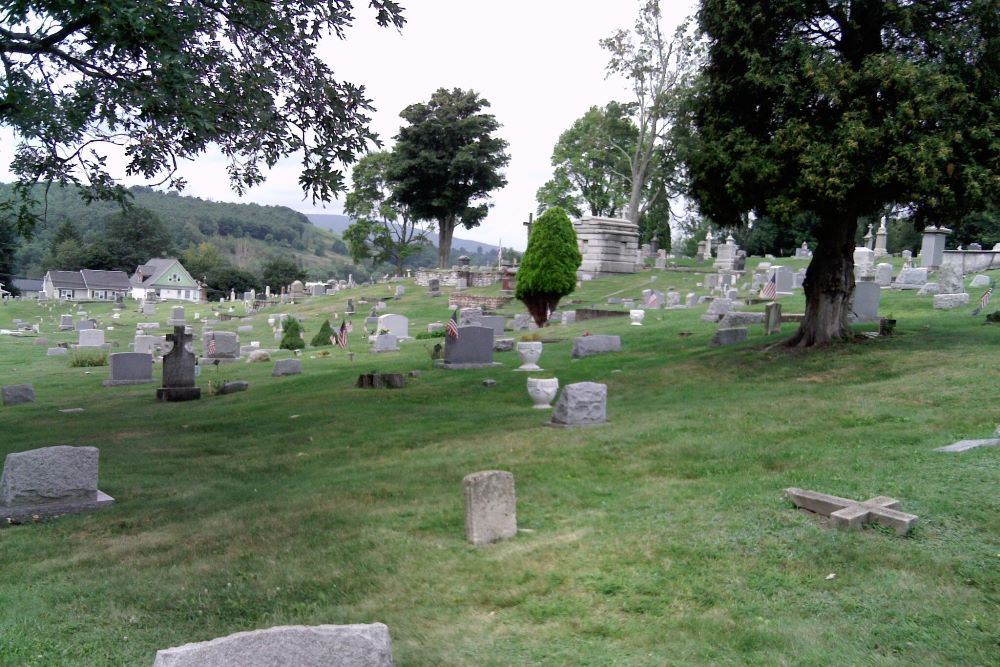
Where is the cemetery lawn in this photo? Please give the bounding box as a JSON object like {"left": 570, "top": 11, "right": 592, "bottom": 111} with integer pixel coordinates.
{"left": 1, "top": 263, "right": 998, "bottom": 666}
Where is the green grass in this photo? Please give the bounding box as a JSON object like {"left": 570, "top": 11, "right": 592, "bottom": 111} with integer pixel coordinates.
{"left": 0, "top": 258, "right": 997, "bottom": 666}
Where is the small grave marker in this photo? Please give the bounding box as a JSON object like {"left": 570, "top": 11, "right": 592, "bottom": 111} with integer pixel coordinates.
{"left": 463, "top": 470, "right": 517, "bottom": 546}
{"left": 784, "top": 487, "right": 918, "bottom": 535}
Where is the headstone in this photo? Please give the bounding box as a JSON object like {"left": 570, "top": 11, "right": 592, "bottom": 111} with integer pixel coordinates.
{"left": 875, "top": 263, "right": 893, "bottom": 287}
{"left": 32, "top": 337, "right": 48, "bottom": 346}
{"left": 701, "top": 298, "right": 732, "bottom": 323}
{"left": 463, "top": 471, "right": 517, "bottom": 546}
{"left": 571, "top": 335, "right": 621, "bottom": 359}
{"left": 853, "top": 247, "right": 875, "bottom": 280}
{"left": 934, "top": 437, "right": 1000, "bottom": 453}
{"left": 372, "top": 334, "right": 398, "bottom": 353}
{"left": 2, "top": 383, "right": 35, "bottom": 406}
{"left": 345, "top": 298, "right": 355, "bottom": 314}
{"left": 919, "top": 225, "right": 951, "bottom": 269}
{"left": 75, "top": 319, "right": 95, "bottom": 331}
{"left": 550, "top": 382, "right": 607, "bottom": 427}
{"left": 157, "top": 326, "right": 201, "bottom": 402}
{"left": 247, "top": 349, "right": 271, "bottom": 363}
{"left": 511, "top": 313, "right": 535, "bottom": 331}
{"left": 427, "top": 322, "right": 444, "bottom": 334}
{"left": 272, "top": 359, "right": 302, "bottom": 377}
{"left": 217, "top": 381, "right": 250, "bottom": 395}
{"left": 168, "top": 307, "right": 186, "bottom": 326}
{"left": 151, "top": 624, "right": 395, "bottom": 667}
{"left": 427, "top": 278, "right": 441, "bottom": 296}
{"left": 773, "top": 266, "right": 794, "bottom": 294}
{"left": 493, "top": 337, "right": 515, "bottom": 352}
{"left": 356, "top": 373, "right": 405, "bottom": 389}
{"left": 894, "top": 267, "right": 928, "bottom": 288}
{"left": 459, "top": 307, "right": 483, "bottom": 327}
{"left": 237, "top": 325, "right": 253, "bottom": 333}
{"left": 0, "top": 446, "right": 114, "bottom": 522}
{"left": 203, "top": 332, "right": 240, "bottom": 359}
{"left": 77, "top": 329, "right": 105, "bottom": 348}
{"left": 478, "top": 315, "right": 505, "bottom": 337}
{"left": 59, "top": 314, "right": 73, "bottom": 330}
{"left": 969, "top": 274, "right": 991, "bottom": 288}
{"left": 901, "top": 249, "right": 913, "bottom": 267}
{"left": 794, "top": 242, "right": 812, "bottom": 259}
{"left": 937, "top": 264, "right": 966, "bottom": 294}
{"left": 103, "top": 352, "right": 154, "bottom": 386}
{"left": 46, "top": 347, "right": 68, "bottom": 356}
{"left": 664, "top": 291, "right": 680, "bottom": 308}
{"left": 709, "top": 327, "right": 749, "bottom": 346}
{"left": 684, "top": 292, "right": 697, "bottom": 307}
{"left": 133, "top": 335, "right": 157, "bottom": 355}
{"left": 561, "top": 311, "right": 576, "bottom": 326}
{"left": 917, "top": 282, "right": 940, "bottom": 296}
{"left": 850, "top": 281, "right": 881, "bottom": 322}
{"left": 439, "top": 326, "right": 499, "bottom": 368}
{"left": 289, "top": 280, "right": 305, "bottom": 300}
{"left": 377, "top": 314, "right": 410, "bottom": 340}
{"left": 142, "top": 302, "right": 156, "bottom": 316}
{"left": 933, "top": 293, "right": 970, "bottom": 309}
{"left": 784, "top": 487, "right": 917, "bottom": 535}
{"left": 717, "top": 312, "right": 764, "bottom": 328}
{"left": 394, "top": 285, "right": 405, "bottom": 298}
{"left": 764, "top": 302, "right": 782, "bottom": 335}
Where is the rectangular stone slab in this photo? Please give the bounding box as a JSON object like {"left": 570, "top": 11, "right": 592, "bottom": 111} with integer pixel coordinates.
{"left": 934, "top": 438, "right": 1000, "bottom": 452}
{"left": 2, "top": 491, "right": 114, "bottom": 524}
{"left": 464, "top": 471, "right": 517, "bottom": 546}
{"left": 152, "top": 623, "right": 394, "bottom": 667}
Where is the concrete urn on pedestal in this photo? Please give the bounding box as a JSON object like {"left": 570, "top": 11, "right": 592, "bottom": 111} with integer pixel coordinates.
{"left": 629, "top": 309, "right": 645, "bottom": 326}
{"left": 515, "top": 341, "right": 543, "bottom": 371}
{"left": 527, "top": 377, "right": 559, "bottom": 409}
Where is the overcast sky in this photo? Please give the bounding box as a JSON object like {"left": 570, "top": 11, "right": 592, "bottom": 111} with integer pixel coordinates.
{"left": 0, "top": 1, "right": 698, "bottom": 250}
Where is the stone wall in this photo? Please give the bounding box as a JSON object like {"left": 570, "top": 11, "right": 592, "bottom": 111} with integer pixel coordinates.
{"left": 941, "top": 249, "right": 1000, "bottom": 275}
{"left": 414, "top": 268, "right": 507, "bottom": 288}
{"left": 449, "top": 294, "right": 514, "bottom": 310}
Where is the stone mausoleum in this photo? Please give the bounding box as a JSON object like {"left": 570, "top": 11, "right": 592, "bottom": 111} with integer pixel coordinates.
{"left": 574, "top": 216, "right": 641, "bottom": 278}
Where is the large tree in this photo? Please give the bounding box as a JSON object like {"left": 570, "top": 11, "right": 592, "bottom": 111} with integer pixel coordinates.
{"left": 343, "top": 150, "right": 428, "bottom": 275}
{"left": 683, "top": 0, "right": 998, "bottom": 346}
{"left": 0, "top": 1, "right": 405, "bottom": 235}
{"left": 390, "top": 88, "right": 510, "bottom": 268}
{"left": 601, "top": 1, "right": 697, "bottom": 226}
{"left": 536, "top": 103, "right": 636, "bottom": 218}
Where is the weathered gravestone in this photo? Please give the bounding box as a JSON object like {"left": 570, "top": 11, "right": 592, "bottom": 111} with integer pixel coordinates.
{"left": 934, "top": 437, "right": 1000, "bottom": 452}
{"left": 217, "top": 381, "right": 250, "bottom": 395}
{"left": 59, "top": 314, "right": 74, "bottom": 330}
{"left": 0, "top": 445, "right": 114, "bottom": 522}
{"left": 377, "top": 314, "right": 410, "bottom": 340}
{"left": 202, "top": 332, "right": 240, "bottom": 360}
{"left": 133, "top": 335, "right": 158, "bottom": 355}
{"left": 75, "top": 319, "right": 95, "bottom": 331}
{"left": 46, "top": 347, "right": 68, "bottom": 357}
{"left": 76, "top": 329, "right": 105, "bottom": 349}
{"left": 549, "top": 382, "right": 607, "bottom": 427}
{"left": 764, "top": 302, "right": 782, "bottom": 335}
{"left": 426, "top": 278, "right": 441, "bottom": 297}
{"left": 151, "top": 623, "right": 395, "bottom": 667}
{"left": 372, "top": 334, "right": 398, "bottom": 353}
{"left": 875, "top": 263, "right": 893, "bottom": 287}
{"left": 479, "top": 315, "right": 505, "bottom": 337}
{"left": 701, "top": 298, "right": 732, "bottom": 323}
{"left": 893, "top": 267, "right": 928, "bottom": 289}
{"left": 463, "top": 470, "right": 517, "bottom": 546}
{"left": 2, "top": 383, "right": 35, "bottom": 406}
{"left": 784, "top": 487, "right": 917, "bottom": 535}
{"left": 937, "top": 264, "right": 965, "bottom": 294}
{"left": 272, "top": 359, "right": 302, "bottom": 377}
{"left": 570, "top": 335, "right": 621, "bottom": 359}
{"left": 709, "top": 328, "right": 749, "bottom": 347}
{"left": 849, "top": 281, "right": 881, "bottom": 323}
{"left": 459, "top": 307, "right": 483, "bottom": 327}
{"left": 438, "top": 326, "right": 500, "bottom": 369}
{"left": 168, "top": 307, "right": 186, "bottom": 326}
{"left": 103, "top": 352, "right": 154, "bottom": 386}
{"left": 157, "top": 326, "right": 201, "bottom": 402}
{"left": 969, "top": 274, "right": 991, "bottom": 288}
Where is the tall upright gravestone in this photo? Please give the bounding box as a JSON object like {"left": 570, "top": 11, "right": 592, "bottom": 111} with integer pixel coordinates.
{"left": 157, "top": 326, "right": 201, "bottom": 402}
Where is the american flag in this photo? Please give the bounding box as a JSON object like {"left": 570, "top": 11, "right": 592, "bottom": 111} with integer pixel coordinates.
{"left": 446, "top": 309, "right": 460, "bottom": 339}
{"left": 759, "top": 274, "right": 777, "bottom": 300}
{"left": 335, "top": 320, "right": 348, "bottom": 348}
{"left": 206, "top": 337, "right": 216, "bottom": 356}
{"left": 972, "top": 285, "right": 993, "bottom": 316}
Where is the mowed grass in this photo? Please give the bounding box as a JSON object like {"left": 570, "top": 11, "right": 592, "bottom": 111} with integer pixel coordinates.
{"left": 0, "top": 260, "right": 997, "bottom": 666}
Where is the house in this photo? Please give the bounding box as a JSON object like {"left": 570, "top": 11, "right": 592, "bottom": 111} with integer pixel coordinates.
{"left": 11, "top": 277, "right": 44, "bottom": 299}
{"left": 42, "top": 269, "right": 131, "bottom": 301}
{"left": 130, "top": 258, "right": 204, "bottom": 302}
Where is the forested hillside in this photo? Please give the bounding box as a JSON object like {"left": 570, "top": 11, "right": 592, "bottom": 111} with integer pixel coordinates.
{"left": 0, "top": 184, "right": 352, "bottom": 291}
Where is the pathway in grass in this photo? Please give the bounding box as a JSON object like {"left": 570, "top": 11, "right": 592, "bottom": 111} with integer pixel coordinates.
{"left": 0, "top": 264, "right": 997, "bottom": 666}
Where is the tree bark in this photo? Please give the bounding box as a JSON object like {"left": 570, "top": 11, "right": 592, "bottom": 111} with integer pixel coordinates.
{"left": 786, "top": 214, "right": 858, "bottom": 347}
{"left": 522, "top": 294, "right": 561, "bottom": 327}
{"left": 437, "top": 216, "right": 455, "bottom": 269}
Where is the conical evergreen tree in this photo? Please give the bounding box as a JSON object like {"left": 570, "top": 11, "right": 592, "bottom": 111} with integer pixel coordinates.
{"left": 311, "top": 319, "right": 334, "bottom": 347}
{"left": 279, "top": 317, "right": 305, "bottom": 350}
{"left": 515, "top": 207, "right": 582, "bottom": 325}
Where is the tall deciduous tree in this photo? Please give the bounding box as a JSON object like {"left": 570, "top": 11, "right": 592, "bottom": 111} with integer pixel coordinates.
{"left": 343, "top": 151, "right": 428, "bottom": 275}
{"left": 390, "top": 88, "right": 510, "bottom": 268}
{"left": 682, "top": 0, "right": 998, "bottom": 346}
{"left": 0, "top": 1, "right": 406, "bottom": 235}
{"left": 103, "top": 207, "right": 174, "bottom": 271}
{"left": 536, "top": 103, "right": 636, "bottom": 218}
{"left": 601, "top": 1, "right": 697, "bottom": 226}
{"left": 515, "top": 207, "right": 582, "bottom": 326}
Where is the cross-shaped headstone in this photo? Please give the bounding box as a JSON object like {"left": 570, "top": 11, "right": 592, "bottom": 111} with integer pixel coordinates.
{"left": 785, "top": 487, "right": 918, "bottom": 535}
{"left": 523, "top": 212, "right": 534, "bottom": 240}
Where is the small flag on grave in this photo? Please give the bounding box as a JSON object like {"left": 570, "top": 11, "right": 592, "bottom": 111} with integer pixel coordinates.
{"left": 206, "top": 337, "right": 216, "bottom": 356}
{"left": 971, "top": 284, "right": 993, "bottom": 316}
{"left": 759, "top": 273, "right": 777, "bottom": 300}
{"left": 446, "top": 309, "right": 460, "bottom": 339}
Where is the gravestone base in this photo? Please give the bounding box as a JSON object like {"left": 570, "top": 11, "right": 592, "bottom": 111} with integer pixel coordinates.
{"left": 102, "top": 378, "right": 155, "bottom": 387}
{"left": 1, "top": 491, "right": 114, "bottom": 524}
{"left": 156, "top": 387, "right": 202, "bottom": 402}
{"left": 544, "top": 419, "right": 609, "bottom": 429}
{"left": 197, "top": 357, "right": 241, "bottom": 365}
{"left": 434, "top": 360, "right": 503, "bottom": 370}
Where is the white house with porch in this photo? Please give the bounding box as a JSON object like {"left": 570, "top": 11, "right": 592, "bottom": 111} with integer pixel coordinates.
{"left": 130, "top": 258, "right": 204, "bottom": 302}
{"left": 42, "top": 269, "right": 131, "bottom": 301}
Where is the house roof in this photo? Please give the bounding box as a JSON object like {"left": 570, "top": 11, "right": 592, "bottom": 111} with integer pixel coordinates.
{"left": 11, "top": 277, "right": 43, "bottom": 292}
{"left": 131, "top": 258, "right": 181, "bottom": 287}
{"left": 46, "top": 270, "right": 87, "bottom": 289}
{"left": 81, "top": 269, "right": 131, "bottom": 290}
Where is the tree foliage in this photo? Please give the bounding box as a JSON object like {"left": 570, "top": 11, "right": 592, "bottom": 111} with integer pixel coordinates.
{"left": 515, "top": 207, "right": 582, "bottom": 326}
{"left": 0, "top": 1, "right": 406, "bottom": 235}
{"left": 261, "top": 256, "right": 305, "bottom": 292}
{"left": 682, "top": 0, "right": 999, "bottom": 346}
{"left": 536, "top": 103, "right": 636, "bottom": 218}
{"left": 390, "top": 88, "right": 510, "bottom": 268}
{"left": 310, "top": 319, "right": 334, "bottom": 347}
{"left": 343, "top": 151, "right": 429, "bottom": 274}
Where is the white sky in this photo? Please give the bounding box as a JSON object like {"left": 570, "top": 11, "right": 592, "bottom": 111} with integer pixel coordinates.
{"left": 0, "top": 0, "right": 697, "bottom": 250}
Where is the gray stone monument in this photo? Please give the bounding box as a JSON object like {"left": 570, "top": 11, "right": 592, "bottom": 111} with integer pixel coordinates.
{"left": 570, "top": 335, "right": 621, "bottom": 359}
{"left": 764, "top": 302, "right": 782, "bottom": 335}
{"left": 919, "top": 225, "right": 951, "bottom": 269}
{"left": 438, "top": 326, "right": 500, "bottom": 369}
{"left": 272, "top": 359, "right": 302, "bottom": 377}
{"left": 850, "top": 281, "right": 881, "bottom": 323}
{"left": 202, "top": 332, "right": 240, "bottom": 360}
{"left": 463, "top": 470, "right": 517, "bottom": 546}
{"left": 549, "top": 382, "right": 607, "bottom": 427}
{"left": 157, "top": 326, "right": 201, "bottom": 402}
{"left": 785, "top": 487, "right": 917, "bottom": 535}
{"left": 2, "top": 383, "right": 36, "bottom": 406}
{"left": 103, "top": 352, "right": 154, "bottom": 386}
{"left": 0, "top": 445, "right": 114, "bottom": 522}
{"left": 152, "top": 623, "right": 394, "bottom": 667}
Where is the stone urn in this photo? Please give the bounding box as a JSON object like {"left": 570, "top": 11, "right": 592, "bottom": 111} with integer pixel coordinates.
{"left": 527, "top": 377, "right": 559, "bottom": 409}
{"left": 630, "top": 309, "right": 645, "bottom": 326}
{"left": 515, "top": 341, "right": 543, "bottom": 371}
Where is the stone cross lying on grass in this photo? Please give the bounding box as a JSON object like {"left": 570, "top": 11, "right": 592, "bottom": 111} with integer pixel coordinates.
{"left": 784, "top": 488, "right": 918, "bottom": 535}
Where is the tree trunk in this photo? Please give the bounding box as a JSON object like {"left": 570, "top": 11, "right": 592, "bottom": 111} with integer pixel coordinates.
{"left": 522, "top": 294, "right": 561, "bottom": 327}
{"left": 626, "top": 173, "right": 644, "bottom": 226}
{"left": 786, "top": 214, "right": 858, "bottom": 347}
{"left": 437, "top": 216, "right": 455, "bottom": 269}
